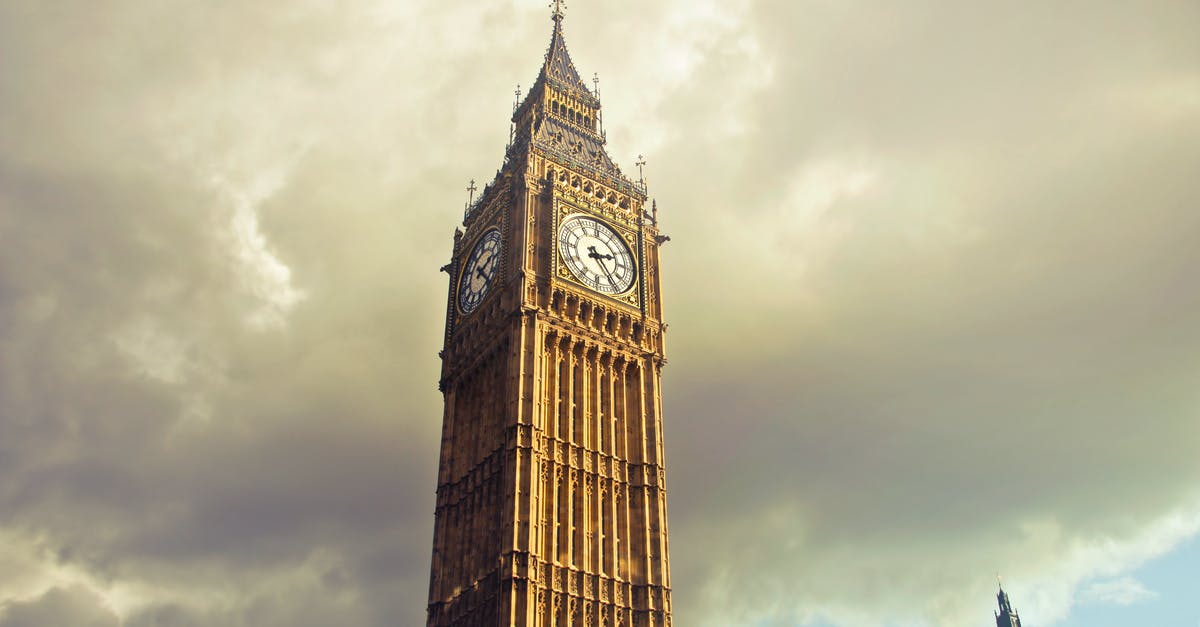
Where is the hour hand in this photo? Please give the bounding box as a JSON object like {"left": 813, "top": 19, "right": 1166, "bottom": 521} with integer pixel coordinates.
{"left": 587, "top": 245, "right": 614, "bottom": 261}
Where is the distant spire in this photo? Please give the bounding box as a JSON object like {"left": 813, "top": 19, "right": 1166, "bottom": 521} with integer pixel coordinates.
{"left": 994, "top": 580, "right": 1022, "bottom": 627}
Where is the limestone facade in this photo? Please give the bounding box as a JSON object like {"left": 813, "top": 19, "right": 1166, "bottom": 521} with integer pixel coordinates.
{"left": 426, "top": 12, "right": 672, "bottom": 627}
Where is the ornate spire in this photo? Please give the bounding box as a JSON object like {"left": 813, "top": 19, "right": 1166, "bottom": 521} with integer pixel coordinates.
{"left": 538, "top": 1, "right": 592, "bottom": 98}
{"left": 506, "top": 3, "right": 644, "bottom": 198}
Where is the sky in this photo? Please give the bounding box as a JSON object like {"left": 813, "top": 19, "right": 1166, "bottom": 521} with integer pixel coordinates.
{"left": 0, "top": 0, "right": 1198, "bottom": 626}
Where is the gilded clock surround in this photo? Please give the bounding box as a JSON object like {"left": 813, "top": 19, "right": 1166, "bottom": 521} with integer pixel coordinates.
{"left": 554, "top": 202, "right": 641, "bottom": 307}
{"left": 429, "top": 9, "right": 671, "bottom": 627}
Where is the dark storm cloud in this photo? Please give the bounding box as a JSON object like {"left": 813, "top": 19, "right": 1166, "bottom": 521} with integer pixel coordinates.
{"left": 1, "top": 0, "right": 1198, "bottom": 626}
{"left": 0, "top": 0, "right": 454, "bottom": 623}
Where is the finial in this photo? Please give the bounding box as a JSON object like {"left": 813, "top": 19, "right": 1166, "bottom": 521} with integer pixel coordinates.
{"left": 466, "top": 179, "right": 477, "bottom": 208}
{"left": 636, "top": 155, "right": 647, "bottom": 184}
{"left": 513, "top": 84, "right": 522, "bottom": 112}
{"left": 551, "top": 0, "right": 566, "bottom": 22}
{"left": 593, "top": 72, "right": 600, "bottom": 97}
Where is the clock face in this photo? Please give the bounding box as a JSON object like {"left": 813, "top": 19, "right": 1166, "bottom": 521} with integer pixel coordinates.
{"left": 457, "top": 228, "right": 502, "bottom": 315}
{"left": 558, "top": 215, "right": 636, "bottom": 295}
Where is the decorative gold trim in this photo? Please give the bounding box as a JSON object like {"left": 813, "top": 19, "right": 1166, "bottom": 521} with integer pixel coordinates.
{"left": 554, "top": 206, "right": 639, "bottom": 302}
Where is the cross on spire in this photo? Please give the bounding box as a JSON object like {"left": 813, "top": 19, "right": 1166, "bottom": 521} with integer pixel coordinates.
{"left": 466, "top": 179, "right": 477, "bottom": 206}
{"left": 551, "top": 0, "right": 566, "bottom": 22}
{"left": 636, "top": 155, "right": 647, "bottom": 183}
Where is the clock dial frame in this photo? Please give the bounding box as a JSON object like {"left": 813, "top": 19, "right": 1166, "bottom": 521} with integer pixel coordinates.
{"left": 557, "top": 215, "right": 637, "bottom": 295}
{"left": 457, "top": 228, "right": 503, "bottom": 315}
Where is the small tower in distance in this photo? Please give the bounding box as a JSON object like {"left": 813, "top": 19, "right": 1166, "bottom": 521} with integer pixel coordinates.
{"left": 995, "top": 582, "right": 1023, "bottom": 627}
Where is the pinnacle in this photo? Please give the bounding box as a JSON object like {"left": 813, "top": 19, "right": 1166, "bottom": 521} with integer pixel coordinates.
{"left": 539, "top": 12, "right": 592, "bottom": 98}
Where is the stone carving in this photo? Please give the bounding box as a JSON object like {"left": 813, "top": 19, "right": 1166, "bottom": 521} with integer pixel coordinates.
{"left": 427, "top": 11, "right": 671, "bottom": 626}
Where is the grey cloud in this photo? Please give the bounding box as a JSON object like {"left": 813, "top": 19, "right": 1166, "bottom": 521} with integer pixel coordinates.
{"left": 0, "top": 587, "right": 119, "bottom": 627}
{"left": 645, "top": 1, "right": 1200, "bottom": 624}
{"left": 2, "top": 0, "right": 1199, "bottom": 626}
{"left": 2, "top": 0, "right": 449, "bottom": 623}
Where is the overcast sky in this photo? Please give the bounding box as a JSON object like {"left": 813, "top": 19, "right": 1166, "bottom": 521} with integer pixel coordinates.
{"left": 1, "top": 1, "right": 1198, "bottom": 626}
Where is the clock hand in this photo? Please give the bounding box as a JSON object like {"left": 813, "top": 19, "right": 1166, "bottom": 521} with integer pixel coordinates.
{"left": 475, "top": 267, "right": 487, "bottom": 280}
{"left": 587, "top": 245, "right": 614, "bottom": 261}
{"left": 481, "top": 258, "right": 498, "bottom": 279}
{"left": 600, "top": 262, "right": 616, "bottom": 284}
{"left": 587, "top": 246, "right": 617, "bottom": 284}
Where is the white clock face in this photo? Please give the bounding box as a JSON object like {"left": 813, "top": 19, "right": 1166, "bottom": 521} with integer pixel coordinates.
{"left": 558, "top": 215, "right": 636, "bottom": 295}
{"left": 458, "top": 229, "right": 502, "bottom": 314}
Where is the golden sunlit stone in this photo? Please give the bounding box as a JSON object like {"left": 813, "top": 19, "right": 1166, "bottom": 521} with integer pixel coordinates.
{"left": 426, "top": 8, "right": 673, "bottom": 627}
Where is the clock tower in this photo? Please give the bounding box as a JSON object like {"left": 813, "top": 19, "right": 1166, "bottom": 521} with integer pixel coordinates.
{"left": 426, "top": 7, "right": 673, "bottom": 627}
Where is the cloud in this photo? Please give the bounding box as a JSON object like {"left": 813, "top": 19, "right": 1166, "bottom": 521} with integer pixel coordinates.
{"left": 1, "top": 1, "right": 444, "bottom": 623}
{"left": 640, "top": 0, "right": 1200, "bottom": 624}
{"left": 212, "top": 172, "right": 309, "bottom": 331}
{"left": 0, "top": 586, "right": 119, "bottom": 627}
{"left": 1007, "top": 507, "right": 1198, "bottom": 623}
{"left": 1081, "top": 577, "right": 1158, "bottom": 607}
{"left": 1, "top": 0, "right": 1198, "bottom": 626}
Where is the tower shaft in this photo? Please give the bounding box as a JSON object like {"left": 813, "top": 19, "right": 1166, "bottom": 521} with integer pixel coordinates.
{"left": 427, "top": 11, "right": 672, "bottom": 627}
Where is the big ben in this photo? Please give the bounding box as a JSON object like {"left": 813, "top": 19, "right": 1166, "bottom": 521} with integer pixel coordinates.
{"left": 427, "top": 5, "right": 673, "bottom": 627}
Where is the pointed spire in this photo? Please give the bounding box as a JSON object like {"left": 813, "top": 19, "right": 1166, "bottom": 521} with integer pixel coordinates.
{"left": 506, "top": 4, "right": 643, "bottom": 199}
{"left": 994, "top": 581, "right": 1023, "bottom": 627}
{"left": 537, "top": 1, "right": 592, "bottom": 98}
